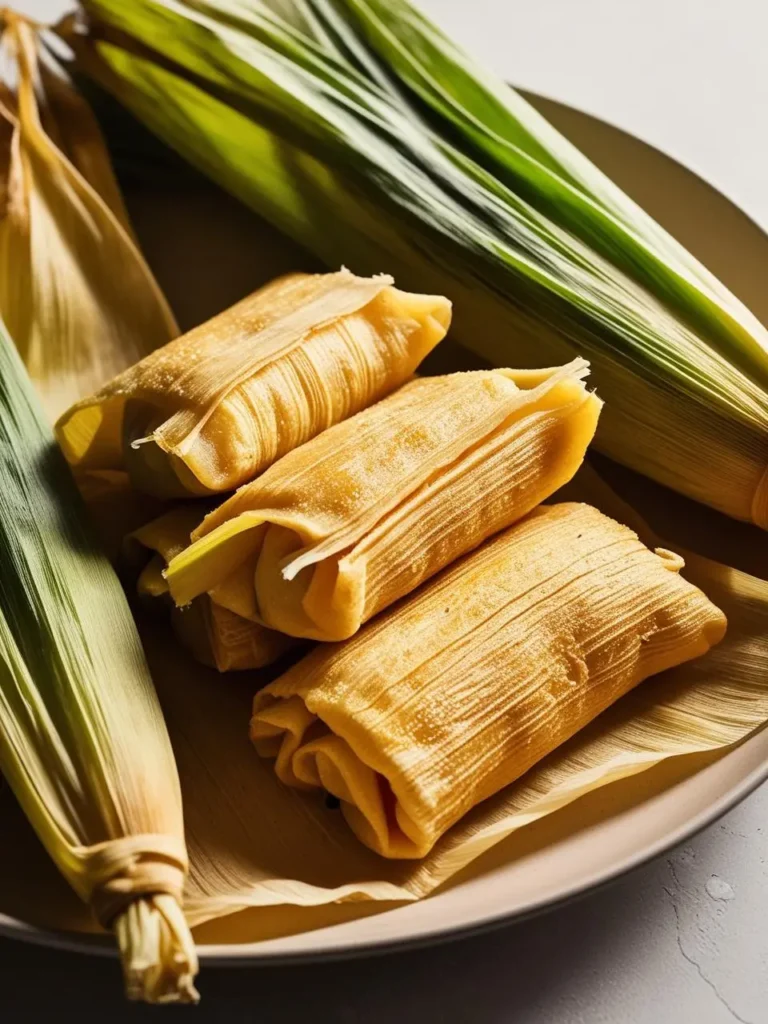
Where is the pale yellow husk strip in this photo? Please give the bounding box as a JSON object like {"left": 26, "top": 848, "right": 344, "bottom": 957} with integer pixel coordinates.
{"left": 131, "top": 505, "right": 294, "bottom": 671}
{"left": 0, "top": 12, "right": 177, "bottom": 419}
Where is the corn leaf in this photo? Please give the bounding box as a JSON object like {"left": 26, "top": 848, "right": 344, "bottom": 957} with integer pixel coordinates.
{"left": 75, "top": 0, "right": 768, "bottom": 529}
{"left": 323, "top": 0, "right": 768, "bottom": 380}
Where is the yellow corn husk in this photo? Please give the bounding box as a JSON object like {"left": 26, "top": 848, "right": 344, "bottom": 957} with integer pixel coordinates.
{"left": 94, "top": 467, "right": 768, "bottom": 927}
{"left": 6, "top": 475, "right": 766, "bottom": 934}
{"left": 165, "top": 358, "right": 601, "bottom": 642}
{"left": 55, "top": 269, "right": 452, "bottom": 498}
{"left": 0, "top": 317, "right": 197, "bottom": 1001}
{"left": 251, "top": 502, "right": 726, "bottom": 858}
{"left": 131, "top": 506, "right": 294, "bottom": 671}
{"left": 131, "top": 504, "right": 213, "bottom": 594}
{"left": 173, "top": 598, "right": 297, "bottom": 673}
{"left": 0, "top": 12, "right": 177, "bottom": 419}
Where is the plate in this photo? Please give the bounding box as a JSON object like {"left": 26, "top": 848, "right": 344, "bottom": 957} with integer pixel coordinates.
{"left": 1, "top": 92, "right": 767, "bottom": 964}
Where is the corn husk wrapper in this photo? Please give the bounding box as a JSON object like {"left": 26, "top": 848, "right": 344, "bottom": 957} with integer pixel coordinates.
{"left": 166, "top": 359, "right": 601, "bottom": 642}
{"left": 10, "top": 467, "right": 762, "bottom": 931}
{"left": 0, "top": 11, "right": 177, "bottom": 419}
{"left": 131, "top": 506, "right": 295, "bottom": 672}
{"left": 113, "top": 463, "right": 766, "bottom": 928}
{"left": 250, "top": 502, "right": 726, "bottom": 858}
{"left": 56, "top": 269, "right": 452, "bottom": 498}
{"left": 0, "top": 317, "right": 197, "bottom": 1001}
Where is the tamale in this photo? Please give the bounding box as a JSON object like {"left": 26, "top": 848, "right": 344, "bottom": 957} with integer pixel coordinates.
{"left": 131, "top": 506, "right": 293, "bottom": 671}
{"left": 165, "top": 358, "right": 601, "bottom": 642}
{"left": 251, "top": 502, "right": 726, "bottom": 859}
{"left": 55, "top": 269, "right": 452, "bottom": 498}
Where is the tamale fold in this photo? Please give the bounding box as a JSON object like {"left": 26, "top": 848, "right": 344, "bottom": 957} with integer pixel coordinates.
{"left": 165, "top": 358, "right": 601, "bottom": 643}
{"left": 55, "top": 269, "right": 451, "bottom": 497}
{"left": 251, "top": 503, "right": 726, "bottom": 858}
{"left": 131, "top": 507, "right": 293, "bottom": 672}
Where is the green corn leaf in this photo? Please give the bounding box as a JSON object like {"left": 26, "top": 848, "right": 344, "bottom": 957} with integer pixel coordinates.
{"left": 75, "top": 0, "right": 768, "bottom": 529}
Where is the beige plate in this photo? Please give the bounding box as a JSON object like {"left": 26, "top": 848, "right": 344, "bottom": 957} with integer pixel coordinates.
{"left": 1, "top": 94, "right": 767, "bottom": 964}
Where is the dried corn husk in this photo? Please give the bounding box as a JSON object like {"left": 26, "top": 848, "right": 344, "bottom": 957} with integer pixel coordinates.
{"left": 131, "top": 506, "right": 294, "bottom": 671}
{"left": 0, "top": 317, "right": 197, "bottom": 1001}
{"left": 56, "top": 269, "right": 451, "bottom": 498}
{"left": 9, "top": 466, "right": 762, "bottom": 932}
{"left": 166, "top": 358, "right": 601, "bottom": 641}
{"left": 250, "top": 502, "right": 726, "bottom": 858}
{"left": 0, "top": 11, "right": 176, "bottom": 419}
{"left": 146, "top": 466, "right": 767, "bottom": 925}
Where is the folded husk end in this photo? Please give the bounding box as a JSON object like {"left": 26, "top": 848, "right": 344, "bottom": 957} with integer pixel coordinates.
{"left": 113, "top": 895, "right": 199, "bottom": 1004}
{"left": 83, "top": 838, "right": 199, "bottom": 1003}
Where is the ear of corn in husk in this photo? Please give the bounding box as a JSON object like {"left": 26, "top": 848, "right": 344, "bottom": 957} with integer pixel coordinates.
{"left": 0, "top": 10, "right": 177, "bottom": 419}
{"left": 331, "top": 0, "right": 767, "bottom": 350}
{"left": 131, "top": 506, "right": 295, "bottom": 671}
{"left": 250, "top": 501, "right": 726, "bottom": 858}
{"left": 165, "top": 358, "right": 601, "bottom": 643}
{"left": 56, "top": 268, "right": 451, "bottom": 498}
{"left": 0, "top": 316, "right": 197, "bottom": 1001}
{"left": 74, "top": 0, "right": 768, "bottom": 529}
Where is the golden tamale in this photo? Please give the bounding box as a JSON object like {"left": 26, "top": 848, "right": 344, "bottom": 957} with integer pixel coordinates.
{"left": 166, "top": 359, "right": 601, "bottom": 642}
{"left": 56, "top": 270, "right": 451, "bottom": 497}
{"left": 251, "top": 503, "right": 726, "bottom": 858}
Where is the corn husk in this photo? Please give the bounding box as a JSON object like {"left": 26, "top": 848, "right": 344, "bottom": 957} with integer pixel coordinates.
{"left": 157, "top": 465, "right": 768, "bottom": 925}
{"left": 0, "top": 11, "right": 177, "bottom": 419}
{"left": 250, "top": 502, "right": 726, "bottom": 858}
{"left": 0, "top": 317, "right": 197, "bottom": 1001}
{"left": 56, "top": 269, "right": 451, "bottom": 498}
{"left": 5, "top": 462, "right": 765, "bottom": 934}
{"left": 73, "top": 0, "right": 768, "bottom": 528}
{"left": 131, "top": 506, "right": 295, "bottom": 671}
{"left": 166, "top": 359, "right": 601, "bottom": 642}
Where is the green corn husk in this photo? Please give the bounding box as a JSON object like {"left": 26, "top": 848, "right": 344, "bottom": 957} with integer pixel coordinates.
{"left": 0, "top": 316, "right": 198, "bottom": 1003}
{"left": 71, "top": 0, "right": 768, "bottom": 529}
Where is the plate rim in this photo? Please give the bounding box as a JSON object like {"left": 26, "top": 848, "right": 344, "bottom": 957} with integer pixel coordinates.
{"left": 2, "top": 751, "right": 767, "bottom": 966}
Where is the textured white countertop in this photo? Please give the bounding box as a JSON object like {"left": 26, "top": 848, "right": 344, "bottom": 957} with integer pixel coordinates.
{"left": 5, "top": 1, "right": 768, "bottom": 1020}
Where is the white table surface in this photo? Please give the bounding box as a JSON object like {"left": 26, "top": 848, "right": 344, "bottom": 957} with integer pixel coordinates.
{"left": 6, "top": 1, "right": 768, "bottom": 1021}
